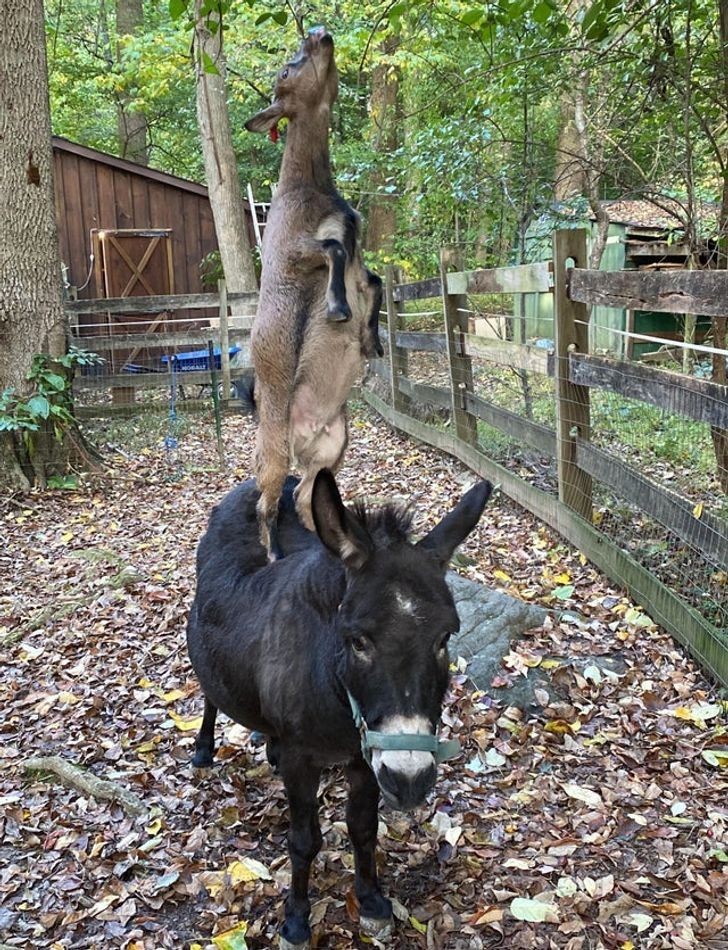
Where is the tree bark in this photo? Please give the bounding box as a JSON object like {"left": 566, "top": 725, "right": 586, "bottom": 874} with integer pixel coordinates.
{"left": 115, "top": 0, "right": 149, "bottom": 165}
{"left": 710, "top": 0, "right": 728, "bottom": 492}
{"left": 365, "top": 36, "right": 400, "bottom": 255}
{"left": 0, "top": 0, "right": 95, "bottom": 490}
{"left": 193, "top": 1, "right": 257, "bottom": 293}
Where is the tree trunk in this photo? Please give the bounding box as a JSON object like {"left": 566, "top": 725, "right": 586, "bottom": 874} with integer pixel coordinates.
{"left": 193, "top": 1, "right": 257, "bottom": 293}
{"left": 710, "top": 0, "right": 728, "bottom": 492}
{"left": 365, "top": 36, "right": 400, "bottom": 255}
{"left": 115, "top": 0, "right": 149, "bottom": 165}
{"left": 0, "top": 0, "right": 94, "bottom": 490}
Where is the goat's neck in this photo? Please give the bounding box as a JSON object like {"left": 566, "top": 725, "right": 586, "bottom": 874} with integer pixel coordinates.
{"left": 279, "top": 106, "right": 334, "bottom": 191}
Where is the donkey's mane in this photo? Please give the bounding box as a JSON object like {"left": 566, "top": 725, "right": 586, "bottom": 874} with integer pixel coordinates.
{"left": 349, "top": 501, "right": 415, "bottom": 546}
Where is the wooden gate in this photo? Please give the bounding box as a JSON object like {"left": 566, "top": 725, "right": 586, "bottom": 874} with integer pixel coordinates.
{"left": 91, "top": 228, "right": 176, "bottom": 401}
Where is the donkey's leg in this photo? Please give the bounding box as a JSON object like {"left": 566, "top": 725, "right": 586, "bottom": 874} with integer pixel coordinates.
{"left": 192, "top": 697, "right": 218, "bottom": 768}
{"left": 345, "top": 758, "right": 393, "bottom": 937}
{"left": 279, "top": 756, "right": 323, "bottom": 949}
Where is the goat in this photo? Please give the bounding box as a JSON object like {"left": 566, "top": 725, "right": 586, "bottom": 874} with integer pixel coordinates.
{"left": 245, "top": 27, "right": 384, "bottom": 556}
{"left": 187, "top": 469, "right": 493, "bottom": 948}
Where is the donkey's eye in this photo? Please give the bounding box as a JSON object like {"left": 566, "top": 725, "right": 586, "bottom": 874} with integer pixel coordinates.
{"left": 350, "top": 636, "right": 371, "bottom": 658}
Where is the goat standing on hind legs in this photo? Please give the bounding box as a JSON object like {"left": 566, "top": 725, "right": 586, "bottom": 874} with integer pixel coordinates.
{"left": 245, "top": 27, "right": 384, "bottom": 558}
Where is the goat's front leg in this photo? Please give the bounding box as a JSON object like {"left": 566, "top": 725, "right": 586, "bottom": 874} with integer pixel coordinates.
{"left": 345, "top": 757, "right": 393, "bottom": 938}
{"left": 280, "top": 756, "right": 323, "bottom": 949}
{"left": 363, "top": 269, "right": 384, "bottom": 358}
{"left": 292, "top": 236, "right": 351, "bottom": 323}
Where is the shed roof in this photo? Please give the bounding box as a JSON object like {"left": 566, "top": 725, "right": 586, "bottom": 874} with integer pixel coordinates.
{"left": 52, "top": 136, "right": 251, "bottom": 208}
{"left": 594, "top": 198, "right": 718, "bottom": 231}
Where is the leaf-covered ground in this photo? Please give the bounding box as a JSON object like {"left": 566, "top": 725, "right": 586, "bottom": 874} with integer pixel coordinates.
{"left": 1, "top": 404, "right": 726, "bottom": 950}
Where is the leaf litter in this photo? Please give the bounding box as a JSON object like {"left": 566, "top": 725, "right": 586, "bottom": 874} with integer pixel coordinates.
{"left": 0, "top": 404, "right": 726, "bottom": 948}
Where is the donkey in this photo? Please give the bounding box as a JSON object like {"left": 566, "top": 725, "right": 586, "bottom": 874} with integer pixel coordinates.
{"left": 245, "top": 27, "right": 384, "bottom": 556}
{"left": 187, "top": 470, "right": 493, "bottom": 948}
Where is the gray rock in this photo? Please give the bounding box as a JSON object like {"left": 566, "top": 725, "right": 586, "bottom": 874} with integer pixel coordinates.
{"left": 447, "top": 572, "right": 549, "bottom": 706}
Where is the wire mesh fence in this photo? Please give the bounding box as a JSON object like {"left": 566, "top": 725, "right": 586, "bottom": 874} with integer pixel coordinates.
{"left": 366, "top": 235, "right": 728, "bottom": 680}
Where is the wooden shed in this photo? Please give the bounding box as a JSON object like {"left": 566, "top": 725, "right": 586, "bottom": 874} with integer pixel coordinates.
{"left": 518, "top": 199, "right": 717, "bottom": 358}
{"left": 52, "top": 136, "right": 256, "bottom": 302}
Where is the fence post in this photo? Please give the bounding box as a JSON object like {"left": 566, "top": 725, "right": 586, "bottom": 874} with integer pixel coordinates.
{"left": 553, "top": 229, "right": 592, "bottom": 520}
{"left": 385, "top": 264, "right": 411, "bottom": 414}
{"left": 440, "top": 247, "right": 477, "bottom": 446}
{"left": 218, "top": 278, "right": 231, "bottom": 406}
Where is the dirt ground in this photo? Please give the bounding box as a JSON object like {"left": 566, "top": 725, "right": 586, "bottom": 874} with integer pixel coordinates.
{"left": 1, "top": 404, "right": 726, "bottom": 949}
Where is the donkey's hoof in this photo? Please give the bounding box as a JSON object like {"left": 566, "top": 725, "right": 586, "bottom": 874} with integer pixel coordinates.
{"left": 360, "top": 915, "right": 393, "bottom": 940}
{"left": 191, "top": 749, "right": 214, "bottom": 768}
{"left": 279, "top": 936, "right": 309, "bottom": 950}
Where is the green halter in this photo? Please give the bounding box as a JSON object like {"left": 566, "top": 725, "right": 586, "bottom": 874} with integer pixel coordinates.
{"left": 346, "top": 690, "right": 461, "bottom": 767}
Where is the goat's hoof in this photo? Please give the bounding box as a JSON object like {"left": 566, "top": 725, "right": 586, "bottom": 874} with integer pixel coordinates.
{"left": 279, "top": 936, "right": 309, "bottom": 950}
{"left": 326, "top": 304, "right": 352, "bottom": 323}
{"left": 360, "top": 915, "right": 393, "bottom": 940}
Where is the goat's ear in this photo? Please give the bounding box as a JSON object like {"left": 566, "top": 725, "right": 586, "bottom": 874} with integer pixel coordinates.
{"left": 417, "top": 481, "right": 493, "bottom": 569}
{"left": 245, "top": 101, "right": 284, "bottom": 133}
{"left": 312, "top": 469, "right": 372, "bottom": 571}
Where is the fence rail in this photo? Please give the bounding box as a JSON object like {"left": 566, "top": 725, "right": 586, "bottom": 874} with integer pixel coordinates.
{"left": 366, "top": 231, "right": 728, "bottom": 685}
{"left": 66, "top": 284, "right": 258, "bottom": 409}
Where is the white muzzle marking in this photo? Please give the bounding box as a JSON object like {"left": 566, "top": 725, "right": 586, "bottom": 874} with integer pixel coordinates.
{"left": 370, "top": 714, "right": 434, "bottom": 778}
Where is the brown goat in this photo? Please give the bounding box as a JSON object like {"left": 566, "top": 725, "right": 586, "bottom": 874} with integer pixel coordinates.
{"left": 245, "top": 27, "right": 383, "bottom": 555}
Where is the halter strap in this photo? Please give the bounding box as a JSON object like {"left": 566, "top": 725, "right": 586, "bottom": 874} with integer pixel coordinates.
{"left": 346, "top": 690, "right": 460, "bottom": 766}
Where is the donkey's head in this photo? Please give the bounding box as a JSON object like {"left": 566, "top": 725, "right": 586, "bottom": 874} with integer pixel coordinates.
{"left": 312, "top": 470, "right": 493, "bottom": 811}
{"left": 245, "top": 26, "right": 338, "bottom": 134}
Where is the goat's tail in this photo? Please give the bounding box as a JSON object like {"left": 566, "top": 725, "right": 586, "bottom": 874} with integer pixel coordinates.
{"left": 233, "top": 369, "right": 257, "bottom": 415}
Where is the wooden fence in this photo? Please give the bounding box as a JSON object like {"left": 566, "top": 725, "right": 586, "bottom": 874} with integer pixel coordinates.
{"left": 367, "top": 230, "right": 728, "bottom": 685}
{"left": 65, "top": 283, "right": 258, "bottom": 413}
{"left": 64, "top": 233, "right": 728, "bottom": 684}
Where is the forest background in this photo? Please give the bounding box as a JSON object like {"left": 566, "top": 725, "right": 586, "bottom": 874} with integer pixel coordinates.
{"left": 46, "top": 0, "right": 728, "bottom": 280}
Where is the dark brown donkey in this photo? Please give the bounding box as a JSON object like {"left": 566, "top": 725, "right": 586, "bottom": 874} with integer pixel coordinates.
{"left": 245, "top": 27, "right": 383, "bottom": 556}
{"left": 187, "top": 470, "right": 493, "bottom": 948}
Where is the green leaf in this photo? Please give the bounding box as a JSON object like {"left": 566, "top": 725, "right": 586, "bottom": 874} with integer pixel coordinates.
{"left": 168, "top": 0, "right": 187, "bottom": 19}
{"left": 271, "top": 10, "right": 288, "bottom": 25}
{"left": 532, "top": 1, "right": 553, "bottom": 23}
{"left": 202, "top": 51, "right": 220, "bottom": 74}
{"left": 255, "top": 11, "right": 271, "bottom": 25}
{"left": 553, "top": 585, "right": 574, "bottom": 601}
{"left": 26, "top": 395, "right": 51, "bottom": 419}
{"left": 43, "top": 372, "right": 67, "bottom": 392}
{"left": 461, "top": 9, "right": 483, "bottom": 26}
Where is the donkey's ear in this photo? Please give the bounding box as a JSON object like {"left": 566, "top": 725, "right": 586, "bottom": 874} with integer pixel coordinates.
{"left": 417, "top": 481, "right": 493, "bottom": 568}
{"left": 312, "top": 469, "right": 372, "bottom": 571}
{"left": 245, "top": 101, "right": 284, "bottom": 133}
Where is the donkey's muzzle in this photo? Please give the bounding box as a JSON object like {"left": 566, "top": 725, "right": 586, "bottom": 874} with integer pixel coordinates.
{"left": 375, "top": 759, "right": 437, "bottom": 812}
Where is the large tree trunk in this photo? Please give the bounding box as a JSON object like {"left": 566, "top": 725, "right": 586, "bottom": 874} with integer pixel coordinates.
{"left": 365, "top": 36, "right": 400, "bottom": 255}
{"left": 711, "top": 0, "right": 728, "bottom": 492}
{"left": 193, "top": 1, "right": 257, "bottom": 293}
{"left": 115, "top": 0, "right": 149, "bottom": 165}
{"left": 0, "top": 0, "right": 97, "bottom": 490}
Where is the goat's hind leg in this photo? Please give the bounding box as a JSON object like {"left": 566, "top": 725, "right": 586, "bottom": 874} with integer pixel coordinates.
{"left": 255, "top": 404, "right": 290, "bottom": 560}
{"left": 192, "top": 696, "right": 217, "bottom": 767}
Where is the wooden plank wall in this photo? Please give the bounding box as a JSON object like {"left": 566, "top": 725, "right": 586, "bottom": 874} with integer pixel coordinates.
{"left": 53, "top": 142, "right": 223, "bottom": 303}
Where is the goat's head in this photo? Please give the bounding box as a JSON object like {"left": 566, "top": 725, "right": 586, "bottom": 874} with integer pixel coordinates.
{"left": 311, "top": 469, "right": 493, "bottom": 811}
{"left": 245, "top": 27, "right": 338, "bottom": 134}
